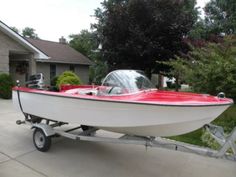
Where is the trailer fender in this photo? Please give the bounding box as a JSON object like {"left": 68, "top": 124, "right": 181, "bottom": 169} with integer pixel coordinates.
{"left": 31, "top": 123, "right": 55, "bottom": 137}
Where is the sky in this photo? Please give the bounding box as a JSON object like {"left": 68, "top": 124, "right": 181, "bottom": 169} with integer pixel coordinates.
{"left": 0, "top": 0, "right": 209, "bottom": 42}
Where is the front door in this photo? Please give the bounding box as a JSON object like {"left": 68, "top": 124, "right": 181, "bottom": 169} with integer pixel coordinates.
{"left": 9, "top": 52, "right": 31, "bottom": 85}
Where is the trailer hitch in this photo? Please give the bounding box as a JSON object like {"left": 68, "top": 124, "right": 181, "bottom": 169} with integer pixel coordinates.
{"left": 205, "top": 124, "right": 236, "bottom": 159}
{"left": 16, "top": 120, "right": 25, "bottom": 125}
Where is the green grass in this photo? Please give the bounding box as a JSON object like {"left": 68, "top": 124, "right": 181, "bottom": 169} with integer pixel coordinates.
{"left": 169, "top": 104, "right": 236, "bottom": 146}
{"left": 213, "top": 104, "right": 236, "bottom": 133}
{"left": 170, "top": 128, "right": 207, "bottom": 146}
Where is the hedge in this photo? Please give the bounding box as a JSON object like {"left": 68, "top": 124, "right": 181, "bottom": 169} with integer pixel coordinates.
{"left": 0, "top": 73, "right": 14, "bottom": 99}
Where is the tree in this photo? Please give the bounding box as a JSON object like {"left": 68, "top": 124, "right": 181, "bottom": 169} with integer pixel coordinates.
{"left": 92, "top": 0, "right": 198, "bottom": 76}
{"left": 22, "top": 27, "right": 39, "bottom": 39}
{"left": 204, "top": 0, "right": 236, "bottom": 35}
{"left": 89, "top": 60, "right": 108, "bottom": 84}
{"left": 11, "top": 26, "right": 20, "bottom": 34}
{"left": 69, "top": 30, "right": 98, "bottom": 57}
{"left": 159, "top": 56, "right": 188, "bottom": 91}
{"left": 69, "top": 30, "right": 108, "bottom": 84}
{"left": 167, "top": 36, "right": 236, "bottom": 100}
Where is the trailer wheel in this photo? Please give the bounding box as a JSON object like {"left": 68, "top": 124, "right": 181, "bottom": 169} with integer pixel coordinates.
{"left": 33, "top": 128, "right": 51, "bottom": 152}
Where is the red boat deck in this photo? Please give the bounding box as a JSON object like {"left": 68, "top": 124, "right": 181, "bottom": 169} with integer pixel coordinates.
{"left": 13, "top": 86, "right": 233, "bottom": 106}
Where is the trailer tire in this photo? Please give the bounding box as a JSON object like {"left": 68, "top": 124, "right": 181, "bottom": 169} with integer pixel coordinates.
{"left": 33, "top": 128, "right": 51, "bottom": 152}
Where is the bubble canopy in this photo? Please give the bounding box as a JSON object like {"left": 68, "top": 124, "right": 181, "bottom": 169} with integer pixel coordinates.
{"left": 102, "top": 70, "right": 154, "bottom": 93}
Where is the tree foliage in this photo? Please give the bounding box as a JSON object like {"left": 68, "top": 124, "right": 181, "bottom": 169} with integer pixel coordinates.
{"left": 69, "top": 30, "right": 98, "bottom": 57}
{"left": 92, "top": 0, "right": 198, "bottom": 76}
{"left": 69, "top": 30, "right": 108, "bottom": 84}
{"left": 204, "top": 0, "right": 236, "bottom": 35}
{"left": 22, "top": 27, "right": 39, "bottom": 39}
{"left": 167, "top": 36, "right": 236, "bottom": 99}
{"left": 11, "top": 26, "right": 20, "bottom": 34}
{"left": 89, "top": 60, "right": 108, "bottom": 84}
{"left": 159, "top": 56, "right": 188, "bottom": 91}
{"left": 188, "top": 0, "right": 236, "bottom": 42}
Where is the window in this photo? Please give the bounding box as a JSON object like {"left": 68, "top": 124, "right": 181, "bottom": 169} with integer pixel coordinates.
{"left": 50, "top": 64, "right": 56, "bottom": 80}
{"left": 69, "top": 65, "right": 75, "bottom": 72}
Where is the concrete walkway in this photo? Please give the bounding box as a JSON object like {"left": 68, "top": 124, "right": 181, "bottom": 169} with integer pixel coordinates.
{"left": 0, "top": 99, "right": 235, "bottom": 177}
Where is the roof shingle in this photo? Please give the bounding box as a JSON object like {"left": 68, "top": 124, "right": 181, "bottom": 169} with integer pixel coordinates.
{"left": 27, "top": 38, "right": 92, "bottom": 65}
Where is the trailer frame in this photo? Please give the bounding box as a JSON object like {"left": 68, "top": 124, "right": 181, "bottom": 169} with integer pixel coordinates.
{"left": 16, "top": 115, "right": 236, "bottom": 162}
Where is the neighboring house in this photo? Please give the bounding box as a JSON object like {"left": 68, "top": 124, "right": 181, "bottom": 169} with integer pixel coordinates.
{"left": 0, "top": 20, "right": 92, "bottom": 85}
{"left": 26, "top": 38, "right": 93, "bottom": 85}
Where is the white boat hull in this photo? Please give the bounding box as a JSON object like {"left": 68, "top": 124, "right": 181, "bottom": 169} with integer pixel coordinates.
{"left": 13, "top": 90, "right": 230, "bottom": 137}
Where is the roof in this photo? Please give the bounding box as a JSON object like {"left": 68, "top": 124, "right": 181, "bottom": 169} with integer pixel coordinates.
{"left": 27, "top": 38, "right": 93, "bottom": 65}
{"left": 0, "top": 21, "right": 49, "bottom": 59}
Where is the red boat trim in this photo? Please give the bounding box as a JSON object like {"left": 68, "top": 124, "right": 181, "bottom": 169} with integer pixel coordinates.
{"left": 13, "top": 88, "right": 233, "bottom": 107}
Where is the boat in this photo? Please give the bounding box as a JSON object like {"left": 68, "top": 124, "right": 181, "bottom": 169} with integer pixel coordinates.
{"left": 12, "top": 70, "right": 233, "bottom": 137}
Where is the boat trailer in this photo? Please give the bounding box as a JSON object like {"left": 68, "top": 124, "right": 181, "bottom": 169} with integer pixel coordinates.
{"left": 16, "top": 115, "right": 236, "bottom": 162}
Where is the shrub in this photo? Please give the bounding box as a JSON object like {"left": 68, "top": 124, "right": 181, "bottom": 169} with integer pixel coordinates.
{"left": 49, "top": 76, "right": 59, "bottom": 91}
{"left": 50, "top": 76, "right": 58, "bottom": 86}
{"left": 166, "top": 81, "right": 181, "bottom": 90}
{"left": 166, "top": 36, "right": 236, "bottom": 99}
{"left": 59, "top": 76, "right": 80, "bottom": 86}
{"left": 201, "top": 130, "right": 220, "bottom": 150}
{"left": 56, "top": 71, "right": 81, "bottom": 89}
{"left": 0, "top": 73, "right": 14, "bottom": 99}
{"left": 202, "top": 104, "right": 236, "bottom": 150}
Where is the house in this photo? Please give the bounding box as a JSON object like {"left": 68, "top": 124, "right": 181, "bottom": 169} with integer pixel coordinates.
{"left": 0, "top": 20, "right": 92, "bottom": 85}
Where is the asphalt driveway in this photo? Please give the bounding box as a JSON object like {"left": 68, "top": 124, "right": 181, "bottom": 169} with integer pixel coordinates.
{"left": 0, "top": 99, "right": 235, "bottom": 177}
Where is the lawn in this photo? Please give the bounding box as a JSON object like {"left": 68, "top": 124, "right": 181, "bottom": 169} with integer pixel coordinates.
{"left": 169, "top": 104, "right": 236, "bottom": 147}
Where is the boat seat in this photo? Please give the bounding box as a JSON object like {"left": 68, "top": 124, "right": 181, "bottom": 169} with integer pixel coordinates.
{"left": 65, "top": 88, "right": 98, "bottom": 96}
{"left": 96, "top": 86, "right": 123, "bottom": 96}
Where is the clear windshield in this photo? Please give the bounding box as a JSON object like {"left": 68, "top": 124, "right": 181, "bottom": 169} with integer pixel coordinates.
{"left": 101, "top": 70, "right": 154, "bottom": 94}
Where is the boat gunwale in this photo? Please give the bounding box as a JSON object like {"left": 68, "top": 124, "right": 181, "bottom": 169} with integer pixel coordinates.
{"left": 13, "top": 87, "right": 233, "bottom": 107}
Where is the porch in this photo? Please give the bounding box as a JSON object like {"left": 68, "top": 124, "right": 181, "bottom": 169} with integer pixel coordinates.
{"left": 9, "top": 51, "right": 36, "bottom": 85}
